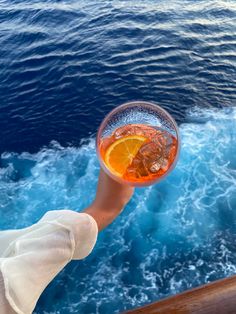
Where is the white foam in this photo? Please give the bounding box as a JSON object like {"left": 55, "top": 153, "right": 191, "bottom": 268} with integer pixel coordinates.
{"left": 0, "top": 107, "right": 235, "bottom": 313}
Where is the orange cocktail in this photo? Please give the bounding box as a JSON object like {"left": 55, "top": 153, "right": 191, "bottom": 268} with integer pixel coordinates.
{"left": 97, "top": 102, "right": 180, "bottom": 186}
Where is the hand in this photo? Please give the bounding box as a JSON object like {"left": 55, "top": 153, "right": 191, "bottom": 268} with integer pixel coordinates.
{"left": 85, "top": 168, "right": 134, "bottom": 231}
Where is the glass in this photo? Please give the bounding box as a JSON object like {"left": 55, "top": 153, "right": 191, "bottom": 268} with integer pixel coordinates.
{"left": 96, "top": 101, "right": 180, "bottom": 186}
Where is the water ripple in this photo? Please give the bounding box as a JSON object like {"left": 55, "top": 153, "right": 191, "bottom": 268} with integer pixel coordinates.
{"left": 0, "top": 0, "right": 235, "bottom": 151}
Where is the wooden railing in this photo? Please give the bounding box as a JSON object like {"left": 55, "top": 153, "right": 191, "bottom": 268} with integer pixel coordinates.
{"left": 125, "top": 275, "right": 236, "bottom": 314}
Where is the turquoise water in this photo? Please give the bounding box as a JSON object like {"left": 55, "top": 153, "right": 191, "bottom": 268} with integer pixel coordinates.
{"left": 1, "top": 107, "right": 235, "bottom": 313}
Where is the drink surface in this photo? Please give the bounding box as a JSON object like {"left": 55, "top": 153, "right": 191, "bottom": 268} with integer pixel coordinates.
{"left": 99, "top": 124, "right": 178, "bottom": 184}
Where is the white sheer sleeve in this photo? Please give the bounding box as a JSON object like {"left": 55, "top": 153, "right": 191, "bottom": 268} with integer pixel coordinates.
{"left": 0, "top": 272, "right": 15, "bottom": 314}
{"left": 0, "top": 210, "right": 98, "bottom": 314}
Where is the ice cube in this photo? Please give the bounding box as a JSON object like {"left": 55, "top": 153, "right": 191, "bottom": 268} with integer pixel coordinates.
{"left": 139, "top": 143, "right": 152, "bottom": 156}
{"left": 137, "top": 161, "right": 149, "bottom": 177}
{"left": 132, "top": 155, "right": 142, "bottom": 167}
{"left": 114, "top": 124, "right": 159, "bottom": 140}
{"left": 149, "top": 161, "right": 161, "bottom": 173}
{"left": 161, "top": 158, "right": 169, "bottom": 172}
{"left": 125, "top": 167, "right": 137, "bottom": 177}
{"left": 139, "top": 142, "right": 163, "bottom": 163}
{"left": 142, "top": 126, "right": 159, "bottom": 139}
{"left": 139, "top": 142, "right": 160, "bottom": 157}
{"left": 126, "top": 155, "right": 150, "bottom": 178}
{"left": 113, "top": 124, "right": 137, "bottom": 139}
{"left": 152, "top": 133, "right": 166, "bottom": 148}
{"left": 133, "top": 125, "right": 146, "bottom": 137}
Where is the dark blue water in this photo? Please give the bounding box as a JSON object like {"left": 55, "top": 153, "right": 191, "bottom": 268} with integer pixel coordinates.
{"left": 0, "top": 0, "right": 236, "bottom": 313}
{"left": 1, "top": 0, "right": 236, "bottom": 154}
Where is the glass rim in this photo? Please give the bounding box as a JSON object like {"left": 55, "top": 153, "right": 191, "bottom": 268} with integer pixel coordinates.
{"left": 96, "top": 100, "right": 181, "bottom": 186}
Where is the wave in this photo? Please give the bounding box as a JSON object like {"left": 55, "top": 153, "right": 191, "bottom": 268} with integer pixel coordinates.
{"left": 0, "top": 107, "right": 235, "bottom": 313}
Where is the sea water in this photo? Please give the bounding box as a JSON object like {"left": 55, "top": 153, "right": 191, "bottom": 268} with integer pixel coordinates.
{"left": 0, "top": 107, "right": 235, "bottom": 313}
{"left": 0, "top": 0, "right": 236, "bottom": 312}
{"left": 0, "top": 0, "right": 235, "bottom": 153}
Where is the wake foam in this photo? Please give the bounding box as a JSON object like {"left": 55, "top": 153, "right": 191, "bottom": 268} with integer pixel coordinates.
{"left": 0, "top": 107, "right": 236, "bottom": 313}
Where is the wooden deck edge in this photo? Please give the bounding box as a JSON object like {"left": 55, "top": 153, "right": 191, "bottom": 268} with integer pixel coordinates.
{"left": 124, "top": 274, "right": 236, "bottom": 314}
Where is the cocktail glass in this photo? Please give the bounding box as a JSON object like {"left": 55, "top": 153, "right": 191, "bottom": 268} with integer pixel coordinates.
{"left": 96, "top": 101, "right": 180, "bottom": 187}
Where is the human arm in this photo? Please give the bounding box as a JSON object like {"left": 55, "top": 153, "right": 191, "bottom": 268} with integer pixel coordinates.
{"left": 0, "top": 168, "right": 134, "bottom": 314}
{"left": 85, "top": 168, "right": 134, "bottom": 231}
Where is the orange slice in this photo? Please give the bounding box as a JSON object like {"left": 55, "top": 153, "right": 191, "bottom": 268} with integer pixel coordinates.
{"left": 104, "top": 135, "right": 146, "bottom": 177}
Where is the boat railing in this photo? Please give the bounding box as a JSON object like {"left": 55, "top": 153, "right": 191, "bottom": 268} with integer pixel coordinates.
{"left": 124, "top": 274, "right": 236, "bottom": 314}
